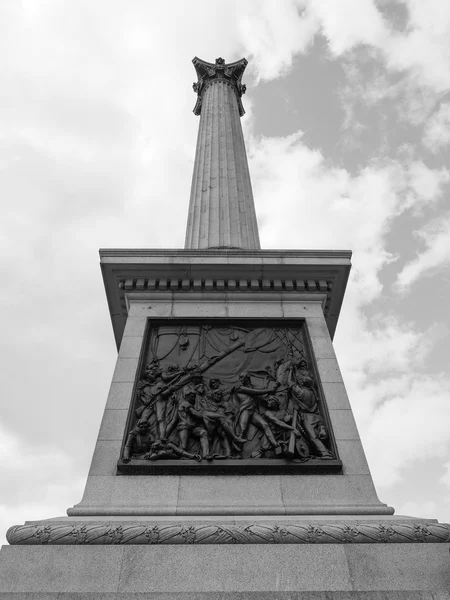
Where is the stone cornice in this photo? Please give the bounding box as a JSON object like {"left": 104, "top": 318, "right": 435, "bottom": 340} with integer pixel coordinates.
{"left": 7, "top": 521, "right": 450, "bottom": 546}
{"left": 192, "top": 56, "right": 248, "bottom": 116}
{"left": 99, "top": 249, "right": 351, "bottom": 349}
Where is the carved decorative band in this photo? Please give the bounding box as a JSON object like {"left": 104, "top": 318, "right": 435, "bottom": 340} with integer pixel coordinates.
{"left": 118, "top": 278, "right": 332, "bottom": 293}
{"left": 7, "top": 522, "right": 450, "bottom": 546}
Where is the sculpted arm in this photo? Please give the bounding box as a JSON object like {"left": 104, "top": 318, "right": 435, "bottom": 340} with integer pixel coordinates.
{"left": 187, "top": 406, "right": 203, "bottom": 420}
{"left": 123, "top": 431, "right": 137, "bottom": 462}
{"left": 265, "top": 411, "right": 296, "bottom": 431}
{"left": 235, "top": 384, "right": 278, "bottom": 396}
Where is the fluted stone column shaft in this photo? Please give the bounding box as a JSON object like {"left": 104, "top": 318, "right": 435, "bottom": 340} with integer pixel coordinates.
{"left": 185, "top": 59, "right": 260, "bottom": 250}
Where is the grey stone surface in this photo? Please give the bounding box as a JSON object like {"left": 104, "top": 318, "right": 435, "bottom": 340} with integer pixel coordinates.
{"left": 226, "top": 300, "right": 284, "bottom": 318}
{"left": 71, "top": 475, "right": 180, "bottom": 513}
{"left": 97, "top": 409, "right": 128, "bottom": 441}
{"left": 328, "top": 409, "right": 360, "bottom": 441}
{"left": 321, "top": 382, "right": 353, "bottom": 410}
{"left": 172, "top": 300, "right": 227, "bottom": 318}
{"left": 0, "top": 546, "right": 123, "bottom": 592}
{"left": 282, "top": 301, "right": 325, "bottom": 318}
{"left": 128, "top": 299, "right": 173, "bottom": 318}
{"left": 105, "top": 382, "right": 134, "bottom": 410}
{"left": 176, "top": 475, "right": 284, "bottom": 515}
{"left": 345, "top": 544, "right": 450, "bottom": 591}
{"left": 1, "top": 543, "right": 449, "bottom": 593}
{"left": 117, "top": 545, "right": 351, "bottom": 592}
{"left": 305, "top": 317, "right": 331, "bottom": 338}
{"left": 122, "top": 317, "right": 147, "bottom": 338}
{"left": 311, "top": 335, "right": 339, "bottom": 359}
{"left": 338, "top": 441, "right": 371, "bottom": 475}
{"left": 316, "top": 358, "right": 345, "bottom": 383}
{"left": 0, "top": 593, "right": 447, "bottom": 600}
{"left": 69, "top": 472, "right": 390, "bottom": 516}
{"left": 0, "top": 593, "right": 446, "bottom": 599}
{"left": 112, "top": 358, "right": 139, "bottom": 383}
{"left": 281, "top": 474, "right": 385, "bottom": 512}
{"left": 118, "top": 336, "right": 144, "bottom": 358}
{"left": 87, "top": 440, "right": 122, "bottom": 476}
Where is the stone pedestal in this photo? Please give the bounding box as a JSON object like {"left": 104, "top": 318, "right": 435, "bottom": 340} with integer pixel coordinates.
{"left": 2, "top": 248, "right": 449, "bottom": 597}
{"left": 3, "top": 516, "right": 450, "bottom": 596}
{"left": 68, "top": 248, "right": 390, "bottom": 518}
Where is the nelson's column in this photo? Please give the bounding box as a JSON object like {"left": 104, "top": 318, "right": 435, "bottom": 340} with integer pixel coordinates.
{"left": 1, "top": 57, "right": 449, "bottom": 597}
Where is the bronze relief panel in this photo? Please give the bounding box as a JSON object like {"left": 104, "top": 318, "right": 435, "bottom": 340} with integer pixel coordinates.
{"left": 117, "top": 320, "right": 341, "bottom": 474}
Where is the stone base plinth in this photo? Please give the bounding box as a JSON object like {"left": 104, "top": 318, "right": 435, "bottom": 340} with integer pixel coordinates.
{"left": 1, "top": 516, "right": 449, "bottom": 595}
{"left": 0, "top": 595, "right": 448, "bottom": 600}
{"left": 0, "top": 543, "right": 449, "bottom": 596}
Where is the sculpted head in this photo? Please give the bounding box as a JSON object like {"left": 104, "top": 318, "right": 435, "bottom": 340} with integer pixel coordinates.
{"left": 209, "top": 378, "right": 222, "bottom": 390}
{"left": 239, "top": 372, "right": 251, "bottom": 386}
{"left": 266, "top": 395, "right": 280, "bottom": 411}
{"left": 297, "top": 359, "right": 308, "bottom": 371}
{"left": 185, "top": 391, "right": 196, "bottom": 405}
{"left": 211, "top": 389, "right": 224, "bottom": 404}
{"left": 145, "top": 360, "right": 162, "bottom": 381}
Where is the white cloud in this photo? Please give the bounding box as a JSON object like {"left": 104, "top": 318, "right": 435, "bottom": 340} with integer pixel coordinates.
{"left": 309, "top": 0, "right": 389, "bottom": 56}
{"left": 364, "top": 375, "right": 450, "bottom": 487}
{"left": 397, "top": 500, "right": 437, "bottom": 519}
{"left": 300, "top": 0, "right": 450, "bottom": 130}
{"left": 386, "top": 0, "right": 450, "bottom": 93}
{"left": 237, "top": 0, "right": 319, "bottom": 81}
{"left": 423, "top": 103, "right": 450, "bottom": 153}
{"left": 440, "top": 461, "right": 450, "bottom": 490}
{"left": 396, "top": 214, "right": 450, "bottom": 290}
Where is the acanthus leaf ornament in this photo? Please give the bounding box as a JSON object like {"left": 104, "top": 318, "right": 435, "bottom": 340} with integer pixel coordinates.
{"left": 192, "top": 56, "right": 249, "bottom": 116}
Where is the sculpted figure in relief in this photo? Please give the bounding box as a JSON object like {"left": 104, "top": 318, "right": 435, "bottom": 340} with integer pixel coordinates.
{"left": 122, "top": 325, "right": 337, "bottom": 465}
{"left": 122, "top": 420, "right": 153, "bottom": 462}
{"left": 233, "top": 372, "right": 282, "bottom": 452}
{"left": 286, "top": 357, "right": 334, "bottom": 459}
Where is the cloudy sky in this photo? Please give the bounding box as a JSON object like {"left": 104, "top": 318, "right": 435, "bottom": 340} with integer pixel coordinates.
{"left": 1, "top": 0, "right": 450, "bottom": 543}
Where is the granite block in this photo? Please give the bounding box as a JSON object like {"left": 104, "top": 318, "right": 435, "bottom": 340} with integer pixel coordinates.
{"left": 321, "top": 382, "right": 353, "bottom": 410}
{"left": 77, "top": 475, "right": 179, "bottom": 512}
{"left": 0, "top": 595, "right": 56, "bottom": 600}
{"left": 281, "top": 474, "right": 382, "bottom": 512}
{"left": 328, "top": 410, "right": 360, "bottom": 441}
{"left": 345, "top": 544, "right": 450, "bottom": 591}
{"left": 112, "top": 359, "right": 139, "bottom": 383}
{"left": 128, "top": 300, "right": 174, "bottom": 318}
{"left": 177, "top": 476, "right": 284, "bottom": 515}
{"left": 0, "top": 546, "right": 123, "bottom": 592}
{"left": 172, "top": 301, "right": 227, "bottom": 318}
{"left": 316, "top": 358, "right": 344, "bottom": 383}
{"left": 122, "top": 317, "right": 147, "bottom": 338}
{"left": 117, "top": 545, "right": 351, "bottom": 592}
{"left": 88, "top": 440, "right": 122, "bottom": 476}
{"left": 226, "top": 301, "right": 283, "bottom": 318}
{"left": 97, "top": 409, "right": 128, "bottom": 441}
{"left": 306, "top": 317, "right": 331, "bottom": 338}
{"left": 310, "top": 336, "right": 338, "bottom": 359}
{"left": 118, "top": 337, "right": 144, "bottom": 359}
{"left": 105, "top": 382, "right": 134, "bottom": 410}
{"left": 338, "top": 440, "right": 371, "bottom": 475}
{"left": 38, "top": 594, "right": 450, "bottom": 600}
{"left": 282, "top": 301, "right": 324, "bottom": 318}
